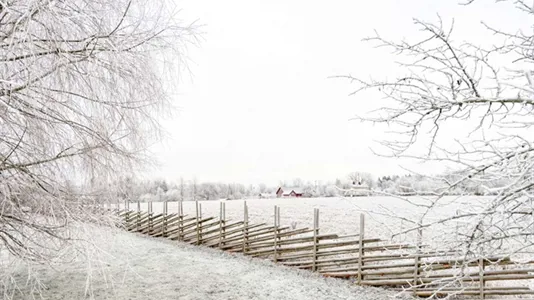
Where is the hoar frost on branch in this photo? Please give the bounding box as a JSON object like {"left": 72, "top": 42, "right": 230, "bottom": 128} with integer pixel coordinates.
{"left": 0, "top": 0, "right": 198, "bottom": 285}
{"left": 345, "top": 0, "right": 534, "bottom": 260}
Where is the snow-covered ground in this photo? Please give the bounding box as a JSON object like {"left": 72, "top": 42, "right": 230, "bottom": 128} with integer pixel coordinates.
{"left": 2, "top": 226, "right": 406, "bottom": 300}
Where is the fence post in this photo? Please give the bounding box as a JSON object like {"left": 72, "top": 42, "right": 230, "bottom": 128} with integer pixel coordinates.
{"left": 413, "top": 224, "right": 423, "bottom": 293}
{"left": 195, "top": 200, "right": 200, "bottom": 245}
{"left": 179, "top": 200, "right": 184, "bottom": 241}
{"left": 273, "top": 205, "right": 278, "bottom": 262}
{"left": 479, "top": 257, "right": 485, "bottom": 299}
{"left": 136, "top": 200, "right": 141, "bottom": 231}
{"left": 162, "top": 200, "right": 168, "bottom": 237}
{"left": 312, "top": 208, "right": 320, "bottom": 272}
{"left": 199, "top": 203, "right": 203, "bottom": 244}
{"left": 478, "top": 217, "right": 485, "bottom": 299}
{"left": 357, "top": 213, "right": 365, "bottom": 284}
{"left": 243, "top": 201, "right": 249, "bottom": 254}
{"left": 277, "top": 206, "right": 281, "bottom": 252}
{"left": 273, "top": 205, "right": 279, "bottom": 262}
{"left": 223, "top": 202, "right": 226, "bottom": 244}
{"left": 148, "top": 201, "right": 153, "bottom": 233}
{"left": 124, "top": 200, "right": 130, "bottom": 225}
{"left": 219, "top": 202, "right": 226, "bottom": 248}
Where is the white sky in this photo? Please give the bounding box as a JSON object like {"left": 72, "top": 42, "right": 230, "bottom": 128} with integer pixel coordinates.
{"left": 148, "top": 0, "right": 527, "bottom": 186}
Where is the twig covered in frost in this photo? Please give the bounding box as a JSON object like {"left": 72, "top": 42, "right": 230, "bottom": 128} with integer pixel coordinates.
{"left": 342, "top": 0, "right": 534, "bottom": 295}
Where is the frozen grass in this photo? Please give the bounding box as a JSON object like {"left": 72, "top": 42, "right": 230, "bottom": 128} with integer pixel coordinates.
{"left": 1, "top": 225, "right": 407, "bottom": 300}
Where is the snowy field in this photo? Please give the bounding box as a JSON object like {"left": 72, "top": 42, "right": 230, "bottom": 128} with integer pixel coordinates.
{"left": 127, "top": 196, "right": 492, "bottom": 245}
{"left": 1, "top": 226, "right": 406, "bottom": 300}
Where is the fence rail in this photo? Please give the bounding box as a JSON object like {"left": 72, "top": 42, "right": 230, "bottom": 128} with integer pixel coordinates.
{"left": 115, "top": 201, "right": 534, "bottom": 299}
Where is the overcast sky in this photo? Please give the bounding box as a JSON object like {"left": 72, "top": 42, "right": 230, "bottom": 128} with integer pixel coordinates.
{"left": 147, "top": 0, "right": 526, "bottom": 185}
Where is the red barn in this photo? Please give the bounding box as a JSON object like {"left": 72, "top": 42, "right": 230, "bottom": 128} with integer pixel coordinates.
{"left": 276, "top": 187, "right": 304, "bottom": 198}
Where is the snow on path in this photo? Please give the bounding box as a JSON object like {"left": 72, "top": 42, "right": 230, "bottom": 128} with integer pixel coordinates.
{"left": 8, "top": 229, "right": 406, "bottom": 300}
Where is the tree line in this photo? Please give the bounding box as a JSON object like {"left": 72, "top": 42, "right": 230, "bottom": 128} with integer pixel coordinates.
{"left": 111, "top": 170, "right": 511, "bottom": 202}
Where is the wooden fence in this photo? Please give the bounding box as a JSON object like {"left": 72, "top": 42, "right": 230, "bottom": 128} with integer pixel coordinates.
{"left": 115, "top": 201, "right": 534, "bottom": 299}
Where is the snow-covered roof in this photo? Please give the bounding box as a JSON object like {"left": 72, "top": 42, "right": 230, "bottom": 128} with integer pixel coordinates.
{"left": 351, "top": 183, "right": 369, "bottom": 189}
{"left": 279, "top": 187, "right": 304, "bottom": 195}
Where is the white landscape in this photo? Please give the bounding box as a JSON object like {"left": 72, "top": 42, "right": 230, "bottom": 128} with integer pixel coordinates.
{"left": 2, "top": 225, "right": 404, "bottom": 300}
{"left": 1, "top": 0, "right": 534, "bottom": 299}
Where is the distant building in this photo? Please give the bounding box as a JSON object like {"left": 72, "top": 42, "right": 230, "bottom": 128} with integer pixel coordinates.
{"left": 344, "top": 181, "right": 370, "bottom": 197}
{"left": 258, "top": 193, "right": 276, "bottom": 199}
{"left": 276, "top": 187, "right": 304, "bottom": 198}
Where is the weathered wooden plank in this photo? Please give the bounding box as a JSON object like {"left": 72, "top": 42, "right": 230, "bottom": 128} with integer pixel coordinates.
{"left": 332, "top": 273, "right": 534, "bottom": 286}
{"left": 262, "top": 241, "right": 402, "bottom": 261}
{"left": 275, "top": 243, "right": 379, "bottom": 262}
{"left": 364, "top": 266, "right": 534, "bottom": 281}
{"left": 203, "top": 224, "right": 255, "bottom": 247}
{"left": 233, "top": 226, "right": 292, "bottom": 245}
{"left": 149, "top": 213, "right": 181, "bottom": 237}
{"left": 163, "top": 217, "right": 198, "bottom": 238}
{"left": 281, "top": 250, "right": 454, "bottom": 268}
{"left": 322, "top": 255, "right": 512, "bottom": 274}
{"left": 149, "top": 214, "right": 179, "bottom": 237}
{"left": 180, "top": 220, "right": 224, "bottom": 240}
{"left": 248, "top": 234, "right": 339, "bottom": 250}
{"left": 197, "top": 223, "right": 267, "bottom": 247}
{"left": 127, "top": 212, "right": 158, "bottom": 226}
{"left": 395, "top": 286, "right": 530, "bottom": 292}
{"left": 200, "top": 221, "right": 246, "bottom": 245}
{"left": 193, "top": 219, "right": 237, "bottom": 238}
{"left": 212, "top": 226, "right": 308, "bottom": 253}
{"left": 145, "top": 213, "right": 178, "bottom": 236}
{"left": 124, "top": 212, "right": 149, "bottom": 229}
{"left": 361, "top": 251, "right": 461, "bottom": 263}
{"left": 223, "top": 227, "right": 302, "bottom": 252}
{"left": 139, "top": 215, "right": 167, "bottom": 234}
{"left": 183, "top": 221, "right": 229, "bottom": 244}
{"left": 413, "top": 290, "right": 534, "bottom": 297}
{"left": 157, "top": 214, "right": 189, "bottom": 231}
{"left": 167, "top": 217, "right": 216, "bottom": 240}
{"left": 209, "top": 224, "right": 271, "bottom": 249}
{"left": 135, "top": 214, "right": 164, "bottom": 233}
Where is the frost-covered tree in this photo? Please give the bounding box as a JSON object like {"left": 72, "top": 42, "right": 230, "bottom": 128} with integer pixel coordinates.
{"left": 0, "top": 0, "right": 197, "bottom": 280}
{"left": 179, "top": 177, "right": 186, "bottom": 201}
{"left": 347, "top": 172, "right": 376, "bottom": 188}
{"left": 346, "top": 0, "right": 534, "bottom": 265}
{"left": 292, "top": 178, "right": 304, "bottom": 187}
{"left": 324, "top": 185, "right": 339, "bottom": 197}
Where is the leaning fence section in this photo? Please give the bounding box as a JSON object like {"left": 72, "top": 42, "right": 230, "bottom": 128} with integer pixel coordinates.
{"left": 115, "top": 200, "right": 534, "bottom": 299}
